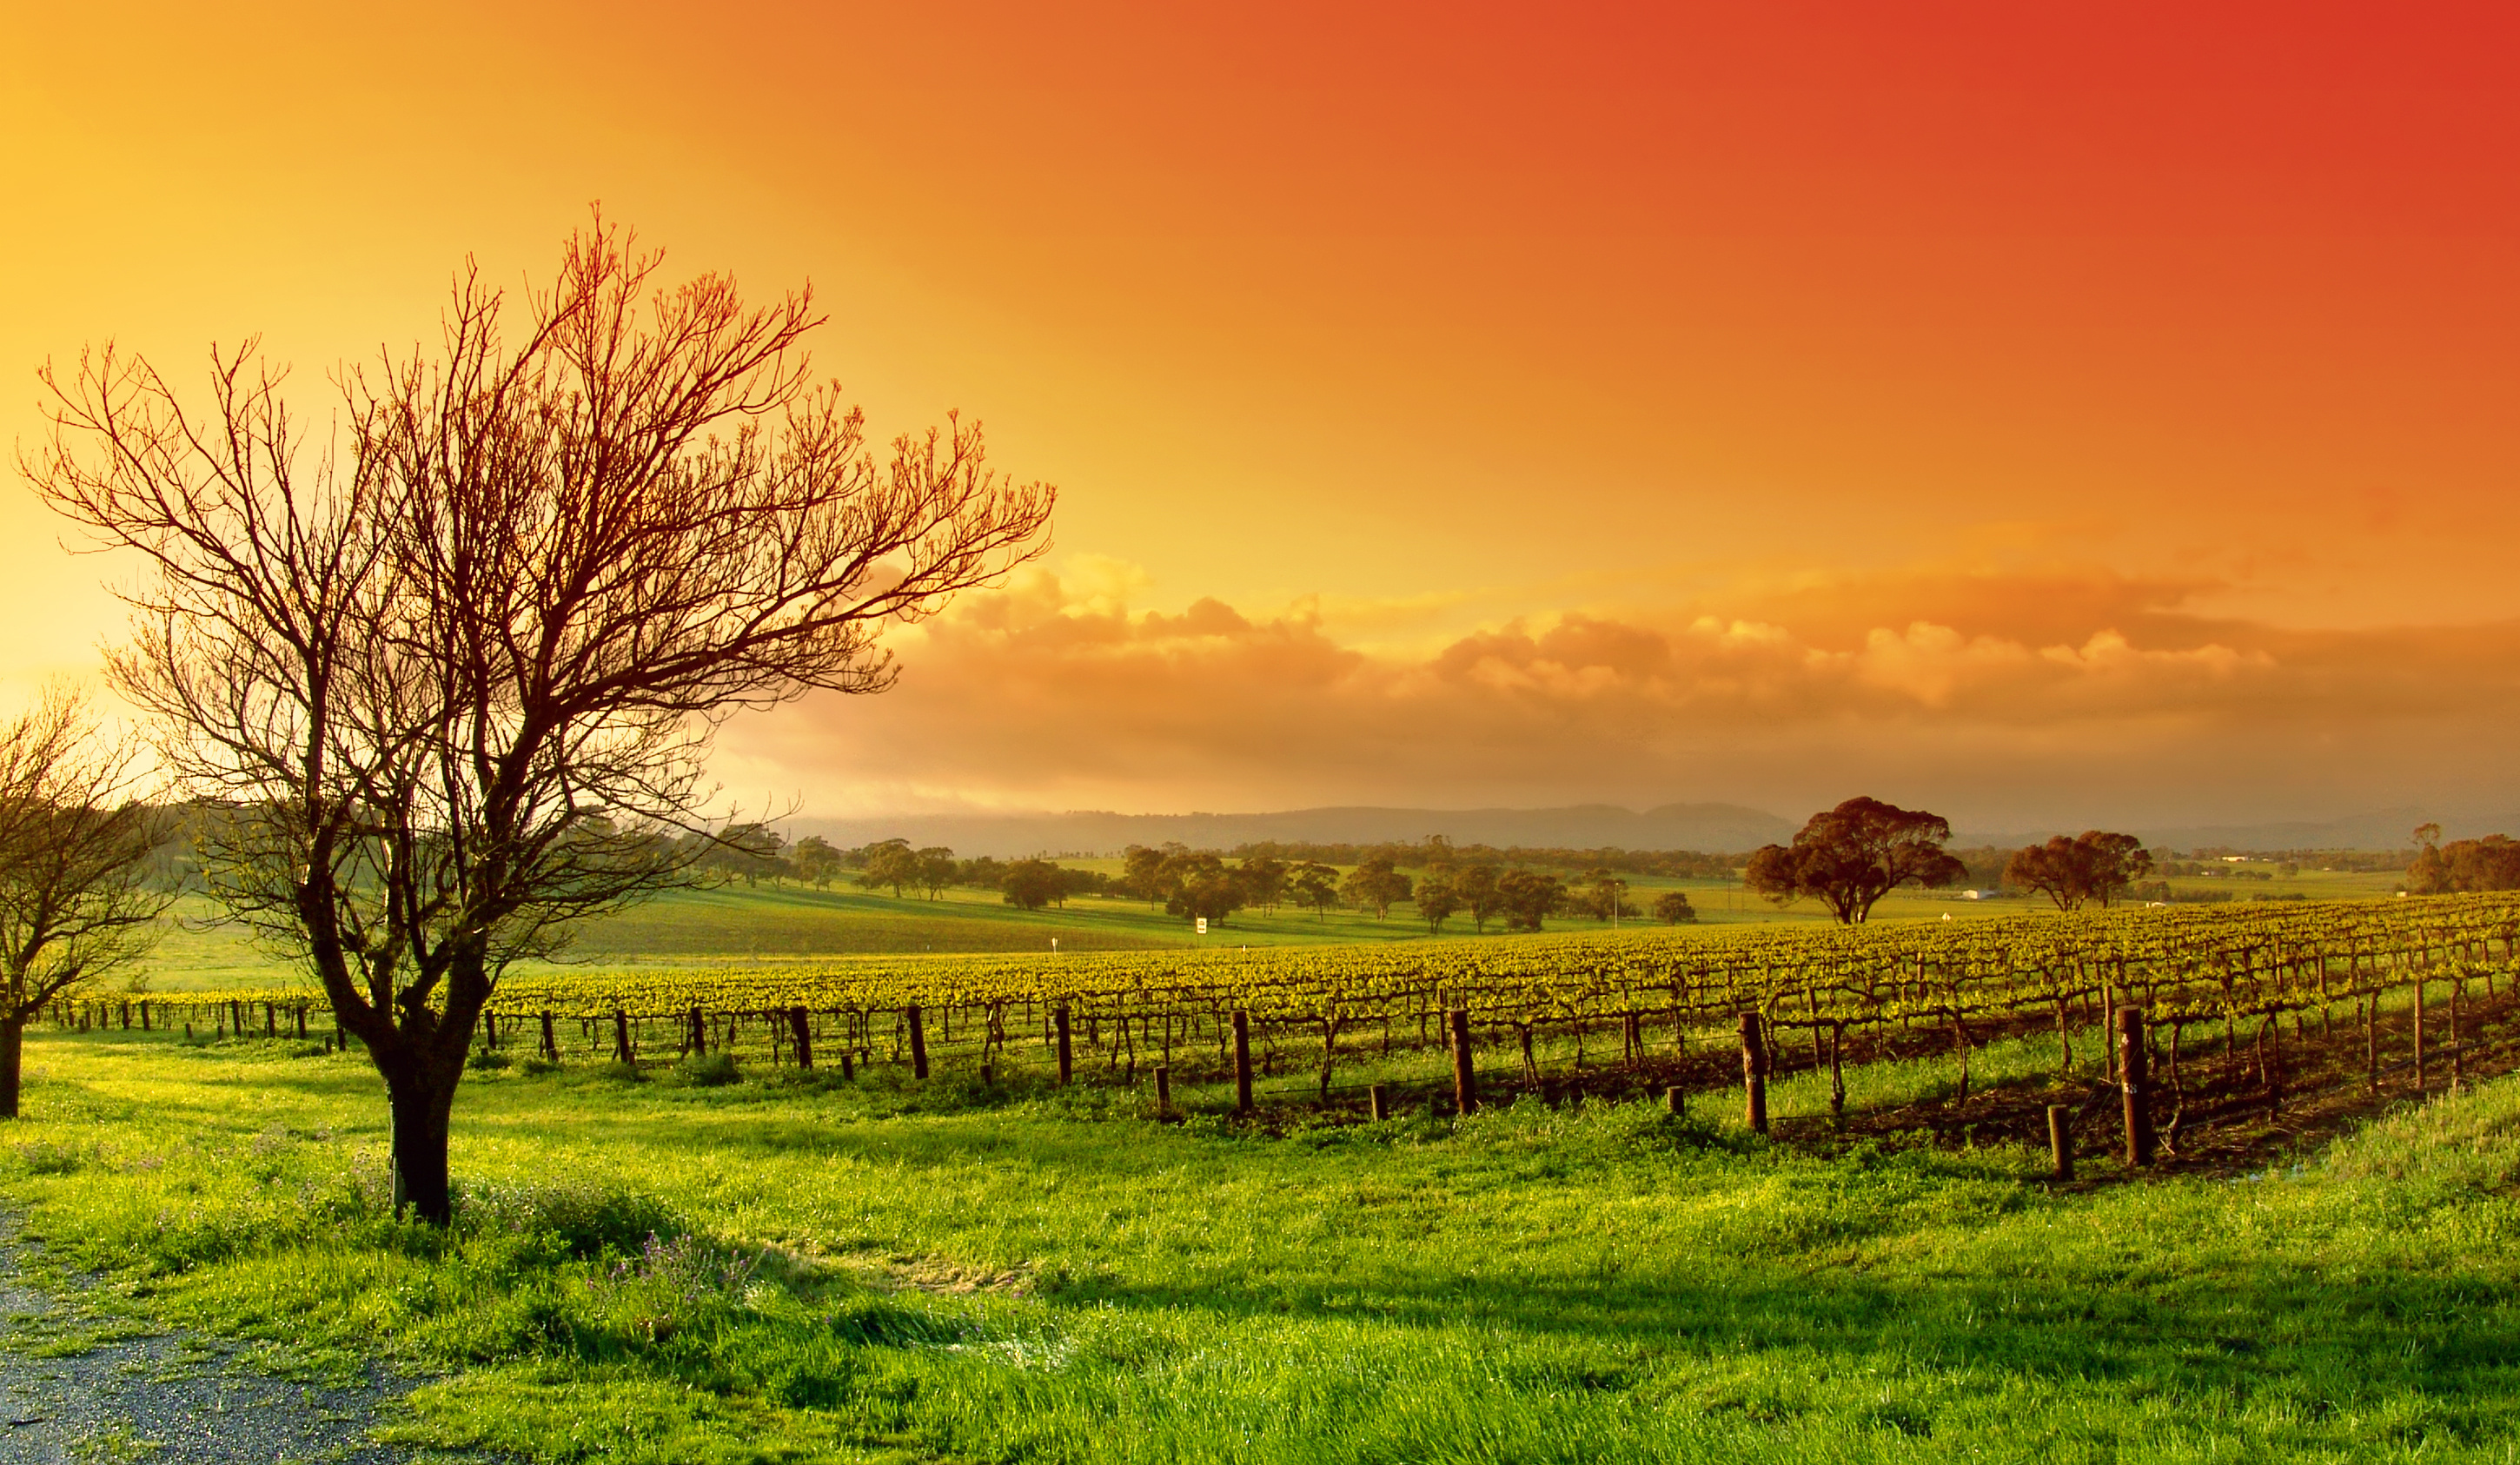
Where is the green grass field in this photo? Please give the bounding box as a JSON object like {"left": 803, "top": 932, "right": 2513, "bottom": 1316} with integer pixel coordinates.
{"left": 3, "top": 1019, "right": 2517, "bottom": 1462}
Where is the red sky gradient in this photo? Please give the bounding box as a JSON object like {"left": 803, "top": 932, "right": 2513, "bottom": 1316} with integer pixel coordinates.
{"left": 4, "top": 3, "right": 2517, "bottom": 829}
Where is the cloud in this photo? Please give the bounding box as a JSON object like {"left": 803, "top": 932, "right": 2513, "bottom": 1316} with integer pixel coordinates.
{"left": 715, "top": 563, "right": 2520, "bottom": 828}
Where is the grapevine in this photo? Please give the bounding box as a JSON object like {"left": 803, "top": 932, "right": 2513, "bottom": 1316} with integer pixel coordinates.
{"left": 66, "top": 897, "right": 2520, "bottom": 1092}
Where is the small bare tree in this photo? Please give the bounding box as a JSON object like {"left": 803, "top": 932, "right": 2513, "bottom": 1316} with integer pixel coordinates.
{"left": 30, "top": 218, "right": 1055, "bottom": 1220}
{"left": 0, "top": 691, "right": 170, "bottom": 1116}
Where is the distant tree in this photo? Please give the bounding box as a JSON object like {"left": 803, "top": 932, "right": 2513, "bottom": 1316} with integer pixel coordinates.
{"left": 2069, "top": 832, "right": 2152, "bottom": 908}
{"left": 956, "top": 855, "right": 1005, "bottom": 892}
{"left": 1163, "top": 853, "right": 1246, "bottom": 926}
{"left": 2006, "top": 832, "right": 2154, "bottom": 911}
{"left": 1288, "top": 861, "right": 1340, "bottom": 920}
{"left": 1000, "top": 858, "right": 1063, "bottom": 911}
{"left": 1117, "top": 844, "right": 1180, "bottom": 903}
{"left": 856, "top": 839, "right": 918, "bottom": 898}
{"left": 789, "top": 836, "right": 843, "bottom": 889}
{"left": 1581, "top": 868, "right": 1631, "bottom": 922}
{"left": 2408, "top": 834, "right": 2520, "bottom": 894}
{"left": 1237, "top": 856, "right": 1288, "bottom": 914}
{"left": 1416, "top": 876, "right": 1462, "bottom": 934}
{"left": 1340, "top": 855, "right": 1412, "bottom": 920}
{"left": 2005, "top": 839, "right": 2078, "bottom": 911}
{"left": 2407, "top": 824, "right": 2448, "bottom": 894}
{"left": 1652, "top": 890, "right": 1698, "bottom": 925}
{"left": 1454, "top": 865, "right": 1505, "bottom": 933}
{"left": 0, "top": 692, "right": 174, "bottom": 1117}
{"left": 1745, "top": 797, "right": 1967, "bottom": 925}
{"left": 914, "top": 846, "right": 957, "bottom": 900}
{"left": 1052, "top": 865, "right": 1107, "bottom": 905}
{"left": 1497, "top": 870, "right": 1567, "bottom": 931}
{"left": 704, "top": 824, "right": 787, "bottom": 885}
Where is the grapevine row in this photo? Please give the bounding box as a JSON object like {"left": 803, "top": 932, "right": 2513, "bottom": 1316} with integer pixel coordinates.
{"left": 68, "top": 897, "right": 2520, "bottom": 1082}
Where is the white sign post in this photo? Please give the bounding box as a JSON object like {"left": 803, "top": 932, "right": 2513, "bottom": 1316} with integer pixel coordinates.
{"left": 1196, "top": 917, "right": 1208, "bottom": 936}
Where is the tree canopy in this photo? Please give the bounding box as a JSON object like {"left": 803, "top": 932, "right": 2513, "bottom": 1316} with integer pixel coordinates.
{"left": 1339, "top": 855, "right": 1412, "bottom": 920}
{"left": 2408, "top": 833, "right": 2520, "bottom": 894}
{"left": 2005, "top": 832, "right": 2153, "bottom": 911}
{"left": 1497, "top": 870, "right": 1567, "bottom": 931}
{"left": 1745, "top": 797, "right": 1966, "bottom": 924}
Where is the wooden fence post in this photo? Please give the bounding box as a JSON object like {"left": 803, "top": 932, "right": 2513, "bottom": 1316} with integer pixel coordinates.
{"left": 2364, "top": 996, "right": 2378, "bottom": 1091}
{"left": 789, "top": 1006, "right": 814, "bottom": 1071}
{"left": 1667, "top": 1085, "right": 1686, "bottom": 1117}
{"left": 2439, "top": 978, "right": 2459, "bottom": 1089}
{"left": 1056, "top": 1006, "right": 1075, "bottom": 1085}
{"left": 2119, "top": 1005, "right": 2153, "bottom": 1166}
{"left": 1450, "top": 1008, "right": 1479, "bottom": 1116}
{"left": 2103, "top": 985, "right": 2119, "bottom": 1083}
{"left": 540, "top": 1011, "right": 558, "bottom": 1063}
{"left": 1740, "top": 1011, "right": 1768, "bottom": 1135}
{"left": 2047, "top": 1104, "right": 2073, "bottom": 1181}
{"left": 907, "top": 1004, "right": 929, "bottom": 1079}
{"left": 613, "top": 1009, "right": 633, "bottom": 1064}
{"left": 2413, "top": 979, "right": 2427, "bottom": 1093}
{"left": 1369, "top": 1083, "right": 1389, "bottom": 1121}
{"left": 1155, "top": 1064, "right": 1171, "bottom": 1114}
{"left": 1232, "top": 1010, "right": 1254, "bottom": 1114}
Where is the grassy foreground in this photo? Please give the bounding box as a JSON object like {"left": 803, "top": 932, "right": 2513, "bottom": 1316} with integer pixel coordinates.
{"left": 6, "top": 1030, "right": 2520, "bottom": 1463}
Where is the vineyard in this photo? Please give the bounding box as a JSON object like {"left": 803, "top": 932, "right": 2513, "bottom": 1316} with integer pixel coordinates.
{"left": 73, "top": 895, "right": 2520, "bottom": 1133}
{"left": 33, "top": 895, "right": 2520, "bottom": 1462}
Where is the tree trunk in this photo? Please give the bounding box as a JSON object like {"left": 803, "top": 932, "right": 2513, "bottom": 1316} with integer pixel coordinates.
{"left": 0, "top": 1017, "right": 22, "bottom": 1118}
{"left": 387, "top": 1068, "right": 460, "bottom": 1226}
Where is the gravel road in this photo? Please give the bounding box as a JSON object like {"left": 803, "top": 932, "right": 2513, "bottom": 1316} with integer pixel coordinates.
{"left": 0, "top": 1221, "right": 468, "bottom": 1464}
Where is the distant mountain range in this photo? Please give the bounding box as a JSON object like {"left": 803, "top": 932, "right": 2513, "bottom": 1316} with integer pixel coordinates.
{"left": 786, "top": 803, "right": 1800, "bottom": 859}
{"left": 787, "top": 800, "right": 2520, "bottom": 859}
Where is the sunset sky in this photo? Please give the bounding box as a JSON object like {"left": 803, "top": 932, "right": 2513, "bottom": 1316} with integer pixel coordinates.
{"left": 5, "top": 2, "right": 2517, "bottom": 832}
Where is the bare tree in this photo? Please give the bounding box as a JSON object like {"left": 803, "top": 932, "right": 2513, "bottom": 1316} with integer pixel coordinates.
{"left": 29, "top": 219, "right": 1055, "bottom": 1222}
{"left": 0, "top": 691, "right": 170, "bottom": 1116}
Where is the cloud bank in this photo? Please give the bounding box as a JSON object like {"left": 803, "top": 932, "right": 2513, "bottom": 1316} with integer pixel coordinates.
{"left": 715, "top": 564, "right": 2520, "bottom": 831}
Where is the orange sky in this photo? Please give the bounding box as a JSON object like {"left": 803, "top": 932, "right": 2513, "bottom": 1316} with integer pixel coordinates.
{"left": 5, "top": 2, "right": 2517, "bottom": 830}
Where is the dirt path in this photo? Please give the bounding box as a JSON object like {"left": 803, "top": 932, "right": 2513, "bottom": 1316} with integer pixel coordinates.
{"left": 0, "top": 1219, "right": 466, "bottom": 1465}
